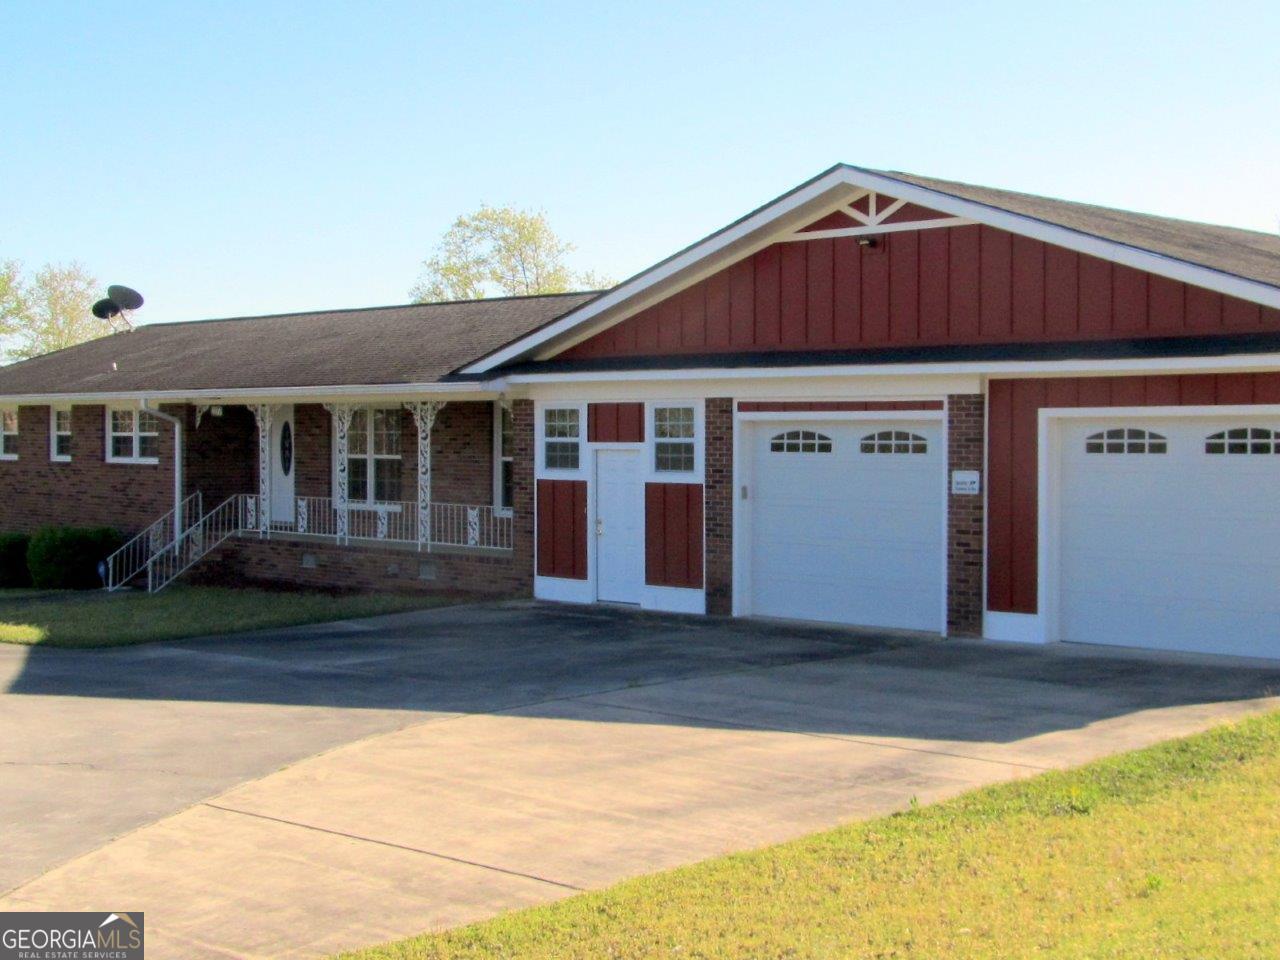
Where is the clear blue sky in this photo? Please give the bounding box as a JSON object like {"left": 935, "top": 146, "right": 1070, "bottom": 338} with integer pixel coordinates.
{"left": 5, "top": 1, "right": 1278, "bottom": 326}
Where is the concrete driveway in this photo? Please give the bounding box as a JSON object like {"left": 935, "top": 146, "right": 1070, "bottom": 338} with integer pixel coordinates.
{"left": 2, "top": 602, "right": 1277, "bottom": 958}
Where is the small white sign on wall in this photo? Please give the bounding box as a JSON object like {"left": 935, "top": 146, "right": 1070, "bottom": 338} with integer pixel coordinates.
{"left": 951, "top": 470, "right": 981, "bottom": 495}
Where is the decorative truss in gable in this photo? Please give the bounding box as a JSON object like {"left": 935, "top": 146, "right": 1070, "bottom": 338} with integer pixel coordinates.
{"left": 781, "top": 189, "right": 973, "bottom": 242}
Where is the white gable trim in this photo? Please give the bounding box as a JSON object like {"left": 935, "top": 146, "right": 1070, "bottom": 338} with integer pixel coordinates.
{"left": 461, "top": 166, "right": 1280, "bottom": 374}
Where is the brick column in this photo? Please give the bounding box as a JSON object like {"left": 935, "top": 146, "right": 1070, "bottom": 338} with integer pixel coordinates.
{"left": 509, "top": 399, "right": 535, "bottom": 595}
{"left": 704, "top": 397, "right": 734, "bottom": 615}
{"left": 946, "top": 394, "right": 985, "bottom": 636}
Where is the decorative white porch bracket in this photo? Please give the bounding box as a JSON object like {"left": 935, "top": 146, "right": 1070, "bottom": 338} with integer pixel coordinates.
{"left": 323, "top": 403, "right": 354, "bottom": 543}
{"left": 405, "top": 401, "right": 447, "bottom": 551}
{"left": 194, "top": 404, "right": 211, "bottom": 429}
{"left": 251, "top": 404, "right": 273, "bottom": 535}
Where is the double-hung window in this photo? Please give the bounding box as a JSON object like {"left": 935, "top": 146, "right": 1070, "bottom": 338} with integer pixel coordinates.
{"left": 0, "top": 409, "right": 17, "bottom": 460}
{"left": 347, "top": 407, "right": 403, "bottom": 505}
{"left": 107, "top": 409, "right": 160, "bottom": 463}
{"left": 51, "top": 408, "right": 72, "bottom": 461}
{"left": 543, "top": 408, "right": 580, "bottom": 470}
{"left": 654, "top": 406, "right": 696, "bottom": 472}
{"left": 494, "top": 402, "right": 514, "bottom": 512}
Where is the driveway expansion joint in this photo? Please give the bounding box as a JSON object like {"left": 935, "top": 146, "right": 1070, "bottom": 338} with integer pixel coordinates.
{"left": 200, "top": 802, "right": 584, "bottom": 892}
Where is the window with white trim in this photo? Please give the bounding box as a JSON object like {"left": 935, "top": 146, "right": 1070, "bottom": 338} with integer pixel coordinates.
{"left": 107, "top": 409, "right": 160, "bottom": 463}
{"left": 654, "top": 406, "right": 695, "bottom": 471}
{"left": 770, "top": 429, "right": 832, "bottom": 453}
{"left": 543, "top": 408, "right": 580, "bottom": 469}
{"left": 1084, "top": 428, "right": 1166, "bottom": 454}
{"left": 1205, "top": 427, "right": 1280, "bottom": 455}
{"left": 494, "top": 402, "right": 514, "bottom": 512}
{"left": 860, "top": 429, "right": 927, "bottom": 454}
{"left": 51, "top": 407, "right": 72, "bottom": 461}
{"left": 347, "top": 407, "right": 403, "bottom": 504}
{"left": 0, "top": 409, "right": 17, "bottom": 460}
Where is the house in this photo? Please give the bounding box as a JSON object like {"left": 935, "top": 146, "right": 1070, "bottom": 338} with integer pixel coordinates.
{"left": 3, "top": 164, "right": 1280, "bottom": 660}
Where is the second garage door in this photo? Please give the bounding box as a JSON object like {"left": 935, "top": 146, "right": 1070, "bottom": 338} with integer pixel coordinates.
{"left": 745, "top": 418, "right": 944, "bottom": 631}
{"left": 1056, "top": 416, "right": 1280, "bottom": 659}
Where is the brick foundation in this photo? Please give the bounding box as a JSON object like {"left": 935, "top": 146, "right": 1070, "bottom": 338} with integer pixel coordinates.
{"left": 195, "top": 536, "right": 525, "bottom": 596}
{"left": 704, "top": 397, "right": 733, "bottom": 615}
{"left": 946, "top": 394, "right": 985, "bottom": 636}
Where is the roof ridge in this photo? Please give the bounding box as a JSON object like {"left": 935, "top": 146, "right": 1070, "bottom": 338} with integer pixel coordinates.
{"left": 141, "top": 289, "right": 604, "bottom": 329}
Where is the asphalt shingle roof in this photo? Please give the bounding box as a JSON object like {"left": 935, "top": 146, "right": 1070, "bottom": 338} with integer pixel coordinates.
{"left": 0, "top": 293, "right": 596, "bottom": 396}
{"left": 872, "top": 168, "right": 1280, "bottom": 289}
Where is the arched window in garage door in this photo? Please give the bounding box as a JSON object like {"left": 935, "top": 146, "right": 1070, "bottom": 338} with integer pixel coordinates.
{"left": 769, "top": 430, "right": 832, "bottom": 453}
{"left": 1205, "top": 427, "right": 1280, "bottom": 455}
{"left": 859, "top": 429, "right": 927, "bottom": 454}
{"left": 1084, "top": 428, "right": 1167, "bottom": 454}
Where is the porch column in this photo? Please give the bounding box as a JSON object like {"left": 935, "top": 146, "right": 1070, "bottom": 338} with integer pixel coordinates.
{"left": 405, "top": 401, "right": 446, "bottom": 551}
{"left": 323, "top": 403, "right": 354, "bottom": 543}
{"left": 251, "top": 404, "right": 273, "bottom": 534}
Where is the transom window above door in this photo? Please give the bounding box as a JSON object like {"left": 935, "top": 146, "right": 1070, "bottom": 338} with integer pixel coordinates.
{"left": 1205, "top": 427, "right": 1280, "bottom": 455}
{"left": 769, "top": 429, "right": 832, "bottom": 453}
{"left": 1084, "top": 428, "right": 1166, "bottom": 454}
{"left": 347, "top": 407, "right": 402, "bottom": 504}
{"left": 860, "top": 430, "right": 926, "bottom": 454}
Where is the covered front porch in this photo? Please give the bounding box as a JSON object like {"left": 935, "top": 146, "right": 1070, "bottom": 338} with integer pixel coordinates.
{"left": 109, "top": 394, "right": 530, "bottom": 594}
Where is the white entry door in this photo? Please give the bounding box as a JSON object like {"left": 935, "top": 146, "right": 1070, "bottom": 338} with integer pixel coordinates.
{"left": 1056, "top": 416, "right": 1280, "bottom": 659}
{"left": 595, "top": 449, "right": 644, "bottom": 603}
{"left": 745, "top": 418, "right": 944, "bottom": 631}
{"left": 270, "top": 404, "right": 296, "bottom": 525}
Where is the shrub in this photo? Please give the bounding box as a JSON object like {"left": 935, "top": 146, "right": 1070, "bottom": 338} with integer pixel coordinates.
{"left": 0, "top": 533, "right": 31, "bottom": 587}
{"left": 27, "top": 527, "right": 124, "bottom": 590}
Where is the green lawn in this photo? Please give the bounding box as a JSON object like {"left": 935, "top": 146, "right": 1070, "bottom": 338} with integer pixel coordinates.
{"left": 339, "top": 710, "right": 1280, "bottom": 960}
{"left": 0, "top": 585, "right": 463, "bottom": 647}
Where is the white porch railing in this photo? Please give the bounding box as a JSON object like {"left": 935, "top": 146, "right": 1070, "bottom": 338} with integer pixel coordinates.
{"left": 103, "top": 492, "right": 202, "bottom": 591}
{"left": 146, "top": 494, "right": 251, "bottom": 593}
{"left": 284, "top": 496, "right": 513, "bottom": 550}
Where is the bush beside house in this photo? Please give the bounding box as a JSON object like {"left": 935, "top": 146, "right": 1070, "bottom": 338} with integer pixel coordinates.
{"left": 0, "top": 533, "right": 31, "bottom": 587}
{"left": 25, "top": 527, "right": 123, "bottom": 590}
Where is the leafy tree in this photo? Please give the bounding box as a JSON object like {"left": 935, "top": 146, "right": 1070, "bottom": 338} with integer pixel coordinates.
{"left": 411, "top": 205, "right": 609, "bottom": 302}
{"left": 2, "top": 261, "right": 110, "bottom": 362}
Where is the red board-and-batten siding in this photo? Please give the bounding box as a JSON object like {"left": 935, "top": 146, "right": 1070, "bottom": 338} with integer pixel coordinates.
{"left": 645, "top": 482, "right": 703, "bottom": 589}
{"left": 536, "top": 479, "right": 587, "bottom": 579}
{"left": 587, "top": 402, "right": 644, "bottom": 443}
{"left": 988, "top": 373, "right": 1280, "bottom": 615}
{"left": 562, "top": 221, "right": 1280, "bottom": 359}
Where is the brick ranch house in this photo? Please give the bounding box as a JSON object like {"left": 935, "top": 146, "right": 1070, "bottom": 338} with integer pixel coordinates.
{"left": 3, "top": 164, "right": 1280, "bottom": 660}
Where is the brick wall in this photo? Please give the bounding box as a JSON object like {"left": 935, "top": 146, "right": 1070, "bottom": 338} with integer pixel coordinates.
{"left": 704, "top": 397, "right": 733, "bottom": 615}
{"left": 508, "top": 399, "right": 535, "bottom": 587}
{"left": 0, "top": 403, "right": 178, "bottom": 534}
{"left": 196, "top": 537, "right": 526, "bottom": 596}
{"left": 946, "top": 393, "right": 985, "bottom": 636}
{"left": 186, "top": 405, "right": 257, "bottom": 509}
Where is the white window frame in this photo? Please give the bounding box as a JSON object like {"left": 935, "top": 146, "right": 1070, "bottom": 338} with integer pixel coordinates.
{"left": 0, "top": 407, "right": 17, "bottom": 461}
{"left": 539, "top": 405, "right": 583, "bottom": 474}
{"left": 50, "top": 406, "right": 72, "bottom": 462}
{"left": 332, "top": 404, "right": 405, "bottom": 508}
{"left": 493, "top": 401, "right": 514, "bottom": 516}
{"left": 647, "top": 401, "right": 703, "bottom": 482}
{"left": 105, "top": 407, "right": 160, "bottom": 464}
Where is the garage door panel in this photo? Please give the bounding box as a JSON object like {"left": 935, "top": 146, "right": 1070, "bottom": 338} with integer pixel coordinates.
{"left": 1057, "top": 417, "right": 1280, "bottom": 658}
{"left": 748, "top": 419, "right": 942, "bottom": 632}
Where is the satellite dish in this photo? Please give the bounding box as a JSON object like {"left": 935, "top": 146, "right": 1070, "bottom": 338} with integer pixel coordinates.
{"left": 106, "top": 285, "right": 144, "bottom": 311}
{"left": 92, "top": 298, "right": 122, "bottom": 320}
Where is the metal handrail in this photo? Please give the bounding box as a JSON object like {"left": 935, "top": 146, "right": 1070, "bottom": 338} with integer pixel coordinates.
{"left": 102, "top": 491, "right": 202, "bottom": 591}
{"left": 146, "top": 494, "right": 248, "bottom": 593}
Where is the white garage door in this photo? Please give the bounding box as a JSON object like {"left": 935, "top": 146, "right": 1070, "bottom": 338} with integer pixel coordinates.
{"left": 1057, "top": 416, "right": 1280, "bottom": 659}
{"left": 746, "top": 418, "right": 943, "bottom": 631}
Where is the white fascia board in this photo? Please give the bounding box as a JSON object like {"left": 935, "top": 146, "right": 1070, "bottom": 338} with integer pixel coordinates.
{"left": 0, "top": 380, "right": 506, "bottom": 406}
{"left": 503, "top": 351, "right": 1280, "bottom": 385}
{"left": 463, "top": 166, "right": 1280, "bottom": 374}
